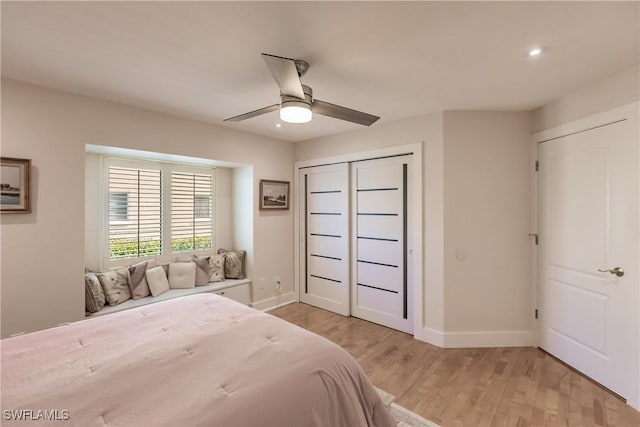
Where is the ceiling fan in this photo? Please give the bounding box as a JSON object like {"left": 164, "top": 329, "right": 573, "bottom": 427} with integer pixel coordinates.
{"left": 224, "top": 53, "right": 380, "bottom": 126}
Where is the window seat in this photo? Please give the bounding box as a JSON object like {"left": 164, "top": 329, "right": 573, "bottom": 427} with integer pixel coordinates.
{"left": 87, "top": 279, "right": 251, "bottom": 317}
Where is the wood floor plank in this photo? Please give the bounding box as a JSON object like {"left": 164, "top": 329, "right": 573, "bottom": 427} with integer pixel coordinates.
{"left": 505, "top": 349, "right": 545, "bottom": 425}
{"left": 269, "top": 303, "right": 640, "bottom": 427}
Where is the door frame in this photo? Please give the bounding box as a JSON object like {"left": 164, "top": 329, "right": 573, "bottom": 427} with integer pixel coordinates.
{"left": 531, "top": 101, "right": 640, "bottom": 410}
{"left": 293, "top": 143, "right": 423, "bottom": 339}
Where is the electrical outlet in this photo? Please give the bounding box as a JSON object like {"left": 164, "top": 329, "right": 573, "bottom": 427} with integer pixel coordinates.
{"left": 259, "top": 277, "right": 265, "bottom": 289}
{"left": 275, "top": 275, "right": 282, "bottom": 292}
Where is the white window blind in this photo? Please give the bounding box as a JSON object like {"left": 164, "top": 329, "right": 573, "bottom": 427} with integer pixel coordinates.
{"left": 171, "top": 171, "right": 213, "bottom": 253}
{"left": 108, "top": 166, "right": 162, "bottom": 259}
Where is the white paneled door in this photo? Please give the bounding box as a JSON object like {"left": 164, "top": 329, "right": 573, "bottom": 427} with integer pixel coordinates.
{"left": 351, "top": 155, "right": 413, "bottom": 333}
{"left": 299, "top": 164, "right": 350, "bottom": 316}
{"left": 538, "top": 117, "right": 638, "bottom": 403}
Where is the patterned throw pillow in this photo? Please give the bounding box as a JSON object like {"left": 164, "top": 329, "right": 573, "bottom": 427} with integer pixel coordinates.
{"left": 128, "top": 260, "right": 155, "bottom": 300}
{"left": 192, "top": 256, "right": 211, "bottom": 286}
{"left": 208, "top": 254, "right": 226, "bottom": 282}
{"left": 84, "top": 272, "right": 105, "bottom": 313}
{"left": 217, "top": 249, "right": 246, "bottom": 279}
{"left": 97, "top": 267, "right": 132, "bottom": 306}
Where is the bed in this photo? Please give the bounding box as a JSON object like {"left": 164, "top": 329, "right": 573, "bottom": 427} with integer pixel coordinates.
{"left": 1, "top": 294, "right": 396, "bottom": 427}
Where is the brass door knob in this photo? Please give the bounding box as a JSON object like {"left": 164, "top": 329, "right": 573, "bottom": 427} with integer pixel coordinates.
{"left": 598, "top": 267, "right": 624, "bottom": 277}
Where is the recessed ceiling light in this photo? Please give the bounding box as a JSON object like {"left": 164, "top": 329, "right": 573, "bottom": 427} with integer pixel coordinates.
{"left": 527, "top": 47, "right": 543, "bottom": 57}
{"left": 275, "top": 123, "right": 282, "bottom": 128}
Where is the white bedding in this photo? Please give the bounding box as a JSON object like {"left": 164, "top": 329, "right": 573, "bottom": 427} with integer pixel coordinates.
{"left": 1, "top": 294, "right": 396, "bottom": 426}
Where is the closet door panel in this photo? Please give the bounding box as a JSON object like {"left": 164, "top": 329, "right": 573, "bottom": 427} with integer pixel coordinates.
{"left": 308, "top": 235, "right": 344, "bottom": 257}
{"left": 358, "top": 239, "right": 402, "bottom": 267}
{"left": 357, "top": 191, "right": 402, "bottom": 214}
{"left": 357, "top": 215, "right": 402, "bottom": 241}
{"left": 307, "top": 275, "right": 343, "bottom": 300}
{"left": 308, "top": 255, "right": 344, "bottom": 281}
{"left": 356, "top": 166, "right": 399, "bottom": 190}
{"left": 357, "top": 286, "right": 402, "bottom": 316}
{"left": 307, "top": 171, "right": 344, "bottom": 192}
{"left": 357, "top": 262, "right": 401, "bottom": 292}
{"left": 307, "top": 192, "right": 343, "bottom": 212}
{"left": 307, "top": 215, "right": 344, "bottom": 236}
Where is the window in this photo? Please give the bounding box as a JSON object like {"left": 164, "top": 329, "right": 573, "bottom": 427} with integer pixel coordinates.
{"left": 171, "top": 172, "right": 213, "bottom": 253}
{"left": 104, "top": 159, "right": 214, "bottom": 265}
{"left": 108, "top": 166, "right": 162, "bottom": 260}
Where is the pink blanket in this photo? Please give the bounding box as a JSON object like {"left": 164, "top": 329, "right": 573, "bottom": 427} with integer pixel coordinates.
{"left": 1, "top": 294, "right": 396, "bottom": 426}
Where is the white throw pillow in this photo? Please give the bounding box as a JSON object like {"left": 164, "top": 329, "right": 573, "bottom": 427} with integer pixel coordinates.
{"left": 168, "top": 262, "right": 196, "bottom": 289}
{"left": 146, "top": 266, "right": 170, "bottom": 297}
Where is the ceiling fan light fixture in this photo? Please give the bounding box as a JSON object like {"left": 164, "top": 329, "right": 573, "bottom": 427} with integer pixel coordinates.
{"left": 280, "top": 100, "right": 312, "bottom": 123}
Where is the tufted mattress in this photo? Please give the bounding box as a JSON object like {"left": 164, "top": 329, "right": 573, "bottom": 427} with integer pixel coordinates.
{"left": 1, "top": 293, "right": 396, "bottom": 427}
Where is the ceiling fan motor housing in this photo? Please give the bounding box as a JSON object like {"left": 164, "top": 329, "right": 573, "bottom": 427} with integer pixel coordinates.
{"left": 280, "top": 84, "right": 313, "bottom": 123}
{"left": 281, "top": 84, "right": 313, "bottom": 106}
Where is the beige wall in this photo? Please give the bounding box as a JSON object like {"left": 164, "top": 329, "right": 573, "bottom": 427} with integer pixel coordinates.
{"left": 443, "top": 111, "right": 532, "bottom": 338}
{"left": 532, "top": 64, "right": 640, "bottom": 133}
{"left": 1, "top": 78, "right": 294, "bottom": 337}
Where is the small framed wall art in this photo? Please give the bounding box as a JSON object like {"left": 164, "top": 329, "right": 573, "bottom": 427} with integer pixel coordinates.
{"left": 1, "top": 157, "right": 31, "bottom": 214}
{"left": 259, "top": 179, "right": 289, "bottom": 210}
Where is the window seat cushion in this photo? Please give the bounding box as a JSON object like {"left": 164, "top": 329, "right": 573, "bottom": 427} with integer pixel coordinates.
{"left": 86, "top": 279, "right": 251, "bottom": 317}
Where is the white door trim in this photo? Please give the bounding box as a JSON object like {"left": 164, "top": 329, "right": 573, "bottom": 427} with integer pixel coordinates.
{"left": 532, "top": 102, "right": 639, "bottom": 143}
{"left": 531, "top": 101, "right": 639, "bottom": 411}
{"left": 293, "top": 143, "right": 423, "bottom": 340}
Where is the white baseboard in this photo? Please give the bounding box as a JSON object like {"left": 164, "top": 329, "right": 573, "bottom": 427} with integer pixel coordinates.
{"left": 416, "top": 327, "right": 445, "bottom": 348}
{"left": 415, "top": 327, "right": 533, "bottom": 348}
{"left": 443, "top": 330, "right": 533, "bottom": 348}
{"left": 251, "top": 292, "right": 297, "bottom": 312}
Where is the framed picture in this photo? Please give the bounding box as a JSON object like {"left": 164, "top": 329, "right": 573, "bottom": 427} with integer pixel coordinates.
{"left": 1, "top": 157, "right": 31, "bottom": 214}
{"left": 259, "top": 179, "right": 289, "bottom": 210}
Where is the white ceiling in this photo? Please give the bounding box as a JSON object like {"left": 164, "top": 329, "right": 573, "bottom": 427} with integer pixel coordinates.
{"left": 2, "top": 1, "right": 638, "bottom": 142}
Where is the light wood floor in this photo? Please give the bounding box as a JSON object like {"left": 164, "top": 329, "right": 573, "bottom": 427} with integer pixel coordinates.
{"left": 270, "top": 302, "right": 640, "bottom": 427}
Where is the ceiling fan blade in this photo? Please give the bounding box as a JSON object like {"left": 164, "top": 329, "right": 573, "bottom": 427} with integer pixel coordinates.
{"left": 261, "top": 53, "right": 306, "bottom": 99}
{"left": 312, "top": 100, "right": 380, "bottom": 126}
{"left": 223, "top": 104, "right": 279, "bottom": 122}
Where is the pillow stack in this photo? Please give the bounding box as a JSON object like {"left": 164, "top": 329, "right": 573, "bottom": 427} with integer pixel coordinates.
{"left": 84, "top": 248, "right": 248, "bottom": 314}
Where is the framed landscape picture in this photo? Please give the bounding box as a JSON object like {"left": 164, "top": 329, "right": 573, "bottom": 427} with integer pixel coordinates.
{"left": 259, "top": 179, "right": 289, "bottom": 210}
{"left": 1, "top": 157, "right": 31, "bottom": 214}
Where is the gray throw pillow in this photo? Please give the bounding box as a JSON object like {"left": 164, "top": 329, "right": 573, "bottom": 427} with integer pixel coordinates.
{"left": 97, "top": 267, "right": 132, "bottom": 306}
{"left": 193, "top": 256, "right": 211, "bottom": 286}
{"left": 85, "top": 272, "right": 105, "bottom": 313}
{"left": 217, "top": 249, "right": 246, "bottom": 279}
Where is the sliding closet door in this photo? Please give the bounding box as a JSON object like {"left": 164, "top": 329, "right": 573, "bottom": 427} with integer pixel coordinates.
{"left": 299, "top": 164, "right": 350, "bottom": 316}
{"left": 351, "top": 155, "right": 413, "bottom": 333}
